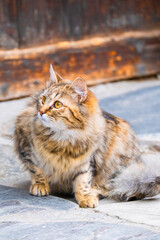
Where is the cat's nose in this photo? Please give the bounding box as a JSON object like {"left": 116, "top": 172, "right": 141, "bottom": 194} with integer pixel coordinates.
{"left": 39, "top": 111, "right": 44, "bottom": 116}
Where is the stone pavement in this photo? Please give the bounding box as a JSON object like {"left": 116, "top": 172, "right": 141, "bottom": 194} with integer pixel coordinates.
{"left": 0, "top": 78, "right": 160, "bottom": 239}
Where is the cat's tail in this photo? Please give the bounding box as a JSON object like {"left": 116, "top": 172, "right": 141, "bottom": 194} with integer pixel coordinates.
{"left": 107, "top": 160, "right": 160, "bottom": 201}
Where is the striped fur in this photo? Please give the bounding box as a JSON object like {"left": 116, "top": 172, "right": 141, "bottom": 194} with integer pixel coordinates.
{"left": 14, "top": 70, "right": 160, "bottom": 208}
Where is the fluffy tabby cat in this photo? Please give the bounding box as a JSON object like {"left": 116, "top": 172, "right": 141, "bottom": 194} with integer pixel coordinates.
{"left": 14, "top": 65, "right": 160, "bottom": 208}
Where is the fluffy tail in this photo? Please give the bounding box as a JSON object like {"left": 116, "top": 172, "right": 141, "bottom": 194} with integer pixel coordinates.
{"left": 108, "top": 160, "right": 160, "bottom": 201}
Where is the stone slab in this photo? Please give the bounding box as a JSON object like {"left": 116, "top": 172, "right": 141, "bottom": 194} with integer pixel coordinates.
{"left": 97, "top": 196, "right": 160, "bottom": 227}
{"left": 0, "top": 185, "right": 160, "bottom": 240}
{"left": 1, "top": 221, "right": 160, "bottom": 240}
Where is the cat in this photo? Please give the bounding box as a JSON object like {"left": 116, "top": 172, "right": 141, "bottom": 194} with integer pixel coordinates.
{"left": 14, "top": 65, "right": 160, "bottom": 208}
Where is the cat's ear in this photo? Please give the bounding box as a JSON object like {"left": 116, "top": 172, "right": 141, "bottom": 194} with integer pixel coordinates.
{"left": 49, "top": 65, "right": 63, "bottom": 83}
{"left": 72, "top": 77, "right": 87, "bottom": 103}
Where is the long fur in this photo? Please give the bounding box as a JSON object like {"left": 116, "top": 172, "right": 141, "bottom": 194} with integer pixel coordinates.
{"left": 14, "top": 70, "right": 160, "bottom": 208}
{"left": 107, "top": 162, "right": 160, "bottom": 201}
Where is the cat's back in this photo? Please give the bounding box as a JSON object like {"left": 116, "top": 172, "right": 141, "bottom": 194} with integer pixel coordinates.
{"left": 102, "top": 110, "right": 140, "bottom": 162}
{"left": 102, "top": 110, "right": 130, "bottom": 134}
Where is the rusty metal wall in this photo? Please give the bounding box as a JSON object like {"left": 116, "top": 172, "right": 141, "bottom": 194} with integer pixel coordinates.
{"left": 0, "top": 0, "right": 160, "bottom": 100}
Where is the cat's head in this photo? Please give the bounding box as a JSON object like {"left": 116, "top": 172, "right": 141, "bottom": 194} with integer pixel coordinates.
{"left": 36, "top": 65, "right": 98, "bottom": 131}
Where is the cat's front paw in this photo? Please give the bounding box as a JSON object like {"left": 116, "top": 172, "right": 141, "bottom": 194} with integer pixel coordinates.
{"left": 30, "top": 183, "right": 50, "bottom": 197}
{"left": 77, "top": 195, "right": 99, "bottom": 208}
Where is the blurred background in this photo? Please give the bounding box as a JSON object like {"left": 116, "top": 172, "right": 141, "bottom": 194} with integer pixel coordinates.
{"left": 0, "top": 0, "right": 160, "bottom": 101}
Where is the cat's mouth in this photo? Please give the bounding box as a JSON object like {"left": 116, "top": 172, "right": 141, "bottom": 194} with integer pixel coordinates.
{"left": 38, "top": 112, "right": 55, "bottom": 129}
{"left": 38, "top": 112, "right": 49, "bottom": 122}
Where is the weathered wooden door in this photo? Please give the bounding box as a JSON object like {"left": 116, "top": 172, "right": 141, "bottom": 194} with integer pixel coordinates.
{"left": 0, "top": 0, "right": 160, "bottom": 100}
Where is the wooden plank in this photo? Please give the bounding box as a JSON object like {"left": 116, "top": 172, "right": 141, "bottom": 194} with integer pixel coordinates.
{"left": 16, "top": 0, "right": 160, "bottom": 48}
{"left": 0, "top": 30, "right": 160, "bottom": 101}
{"left": 0, "top": 0, "right": 19, "bottom": 49}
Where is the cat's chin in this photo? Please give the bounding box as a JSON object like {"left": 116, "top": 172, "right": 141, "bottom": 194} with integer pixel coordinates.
{"left": 38, "top": 112, "right": 49, "bottom": 124}
{"left": 37, "top": 112, "right": 67, "bottom": 131}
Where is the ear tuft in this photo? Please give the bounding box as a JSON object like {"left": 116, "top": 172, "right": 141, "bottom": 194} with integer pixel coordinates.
{"left": 49, "top": 64, "right": 64, "bottom": 84}
{"left": 50, "top": 64, "right": 58, "bottom": 83}
{"left": 72, "top": 77, "right": 87, "bottom": 103}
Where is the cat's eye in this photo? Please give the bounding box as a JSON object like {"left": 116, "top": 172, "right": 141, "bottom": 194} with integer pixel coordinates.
{"left": 41, "top": 96, "right": 46, "bottom": 105}
{"left": 54, "top": 101, "right": 63, "bottom": 109}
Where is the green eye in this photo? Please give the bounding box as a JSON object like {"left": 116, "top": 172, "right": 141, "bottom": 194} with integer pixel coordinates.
{"left": 42, "top": 96, "right": 46, "bottom": 105}
{"left": 54, "top": 101, "right": 63, "bottom": 109}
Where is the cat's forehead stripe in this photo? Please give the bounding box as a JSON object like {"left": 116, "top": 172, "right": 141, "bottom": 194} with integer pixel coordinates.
{"left": 51, "top": 92, "right": 61, "bottom": 100}
{"left": 49, "top": 84, "right": 72, "bottom": 97}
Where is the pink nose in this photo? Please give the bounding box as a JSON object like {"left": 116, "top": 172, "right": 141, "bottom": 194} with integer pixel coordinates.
{"left": 39, "top": 111, "right": 44, "bottom": 116}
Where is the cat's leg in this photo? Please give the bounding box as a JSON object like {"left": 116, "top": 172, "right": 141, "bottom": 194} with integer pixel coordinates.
{"left": 73, "top": 170, "right": 99, "bottom": 208}
{"left": 15, "top": 125, "right": 50, "bottom": 197}
{"left": 29, "top": 164, "right": 50, "bottom": 197}
{"left": 20, "top": 154, "right": 50, "bottom": 197}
